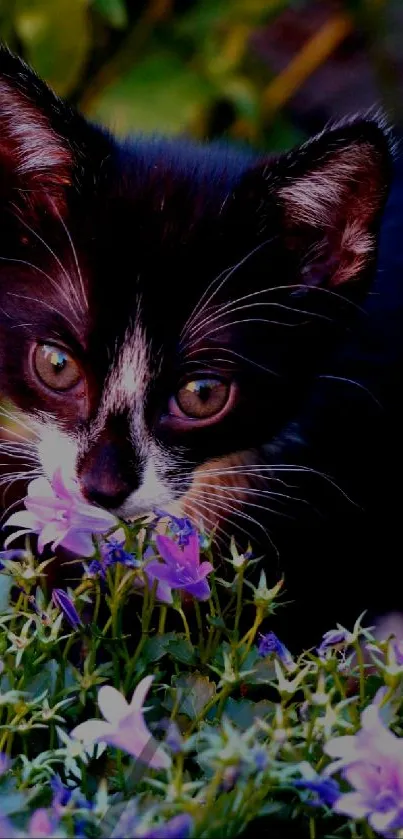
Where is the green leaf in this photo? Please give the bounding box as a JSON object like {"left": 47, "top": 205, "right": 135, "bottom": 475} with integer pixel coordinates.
{"left": 243, "top": 658, "right": 276, "bottom": 685}
{"left": 25, "top": 659, "right": 58, "bottom": 699}
{"left": 164, "top": 672, "right": 216, "bottom": 720}
{"left": 166, "top": 637, "right": 197, "bottom": 665}
{"left": 88, "top": 51, "right": 214, "bottom": 136}
{"left": 224, "top": 696, "right": 274, "bottom": 729}
{"left": 15, "top": 0, "right": 90, "bottom": 96}
{"left": 0, "top": 574, "right": 12, "bottom": 612}
{"left": 93, "top": 0, "right": 128, "bottom": 29}
{"left": 142, "top": 632, "right": 176, "bottom": 664}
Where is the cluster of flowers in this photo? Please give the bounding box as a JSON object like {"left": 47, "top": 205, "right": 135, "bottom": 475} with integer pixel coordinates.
{"left": 0, "top": 469, "right": 402, "bottom": 837}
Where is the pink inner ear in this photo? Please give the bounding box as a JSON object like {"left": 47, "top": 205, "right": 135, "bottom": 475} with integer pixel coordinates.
{"left": 278, "top": 143, "right": 387, "bottom": 287}
{"left": 0, "top": 78, "right": 73, "bottom": 209}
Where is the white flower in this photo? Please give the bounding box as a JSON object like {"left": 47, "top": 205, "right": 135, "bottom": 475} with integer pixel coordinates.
{"left": 70, "top": 677, "right": 170, "bottom": 770}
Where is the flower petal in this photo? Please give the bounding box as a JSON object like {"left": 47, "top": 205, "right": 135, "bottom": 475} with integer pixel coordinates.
{"left": 70, "top": 719, "right": 112, "bottom": 745}
{"left": 38, "top": 521, "right": 66, "bottom": 553}
{"left": 198, "top": 560, "right": 214, "bottom": 578}
{"left": 333, "top": 792, "right": 371, "bottom": 819}
{"left": 3, "top": 510, "right": 40, "bottom": 530}
{"left": 111, "top": 715, "right": 170, "bottom": 769}
{"left": 59, "top": 530, "right": 96, "bottom": 557}
{"left": 155, "top": 534, "right": 182, "bottom": 568}
{"left": 27, "top": 477, "right": 54, "bottom": 498}
{"left": 145, "top": 561, "right": 180, "bottom": 587}
{"left": 324, "top": 735, "right": 359, "bottom": 760}
{"left": 184, "top": 531, "right": 200, "bottom": 566}
{"left": 4, "top": 529, "right": 33, "bottom": 549}
{"left": 129, "top": 676, "right": 154, "bottom": 713}
{"left": 51, "top": 468, "right": 77, "bottom": 501}
{"left": 147, "top": 814, "right": 193, "bottom": 839}
{"left": 369, "top": 808, "right": 400, "bottom": 834}
{"left": 98, "top": 686, "right": 129, "bottom": 725}
{"left": 185, "top": 578, "right": 211, "bottom": 601}
{"left": 343, "top": 763, "right": 383, "bottom": 795}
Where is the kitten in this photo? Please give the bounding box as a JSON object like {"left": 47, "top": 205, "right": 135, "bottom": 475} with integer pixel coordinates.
{"left": 0, "top": 47, "right": 401, "bottom": 648}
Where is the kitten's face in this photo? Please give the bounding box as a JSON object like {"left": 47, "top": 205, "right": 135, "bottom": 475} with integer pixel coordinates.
{"left": 0, "top": 50, "right": 392, "bottom": 540}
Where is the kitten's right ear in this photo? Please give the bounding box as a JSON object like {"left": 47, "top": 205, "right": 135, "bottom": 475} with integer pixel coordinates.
{"left": 0, "top": 46, "right": 102, "bottom": 218}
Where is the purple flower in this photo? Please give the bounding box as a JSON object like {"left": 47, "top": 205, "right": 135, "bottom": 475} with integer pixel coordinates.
{"left": 294, "top": 777, "right": 340, "bottom": 808}
{"left": 71, "top": 677, "right": 170, "bottom": 770}
{"left": 50, "top": 774, "right": 72, "bottom": 809}
{"left": 392, "top": 638, "right": 403, "bottom": 666}
{"left": 0, "top": 549, "right": 28, "bottom": 571}
{"left": 153, "top": 509, "right": 196, "bottom": 547}
{"left": 252, "top": 748, "right": 269, "bottom": 772}
{"left": 325, "top": 701, "right": 403, "bottom": 835}
{"left": 27, "top": 810, "right": 56, "bottom": 838}
{"left": 88, "top": 528, "right": 139, "bottom": 580}
{"left": 3, "top": 470, "right": 117, "bottom": 557}
{"left": 147, "top": 814, "right": 193, "bottom": 839}
{"left": 164, "top": 720, "right": 183, "bottom": 754}
{"left": 52, "top": 588, "right": 82, "bottom": 629}
{"left": 0, "top": 817, "right": 14, "bottom": 839}
{"left": 258, "top": 632, "right": 295, "bottom": 670}
{"left": 145, "top": 533, "right": 213, "bottom": 602}
{"left": 0, "top": 752, "right": 10, "bottom": 776}
{"left": 317, "top": 628, "right": 350, "bottom": 658}
{"left": 100, "top": 528, "right": 138, "bottom": 568}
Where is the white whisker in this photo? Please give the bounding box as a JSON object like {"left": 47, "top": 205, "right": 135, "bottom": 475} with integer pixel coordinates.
{"left": 53, "top": 207, "right": 87, "bottom": 315}
{"left": 318, "top": 374, "right": 383, "bottom": 409}
{"left": 15, "top": 215, "right": 83, "bottom": 315}
{"left": 181, "top": 237, "right": 275, "bottom": 339}
{"left": 7, "top": 292, "right": 78, "bottom": 335}
{"left": 0, "top": 255, "right": 78, "bottom": 318}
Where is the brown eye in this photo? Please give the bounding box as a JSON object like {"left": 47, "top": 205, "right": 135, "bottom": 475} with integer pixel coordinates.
{"left": 175, "top": 378, "right": 230, "bottom": 419}
{"left": 33, "top": 344, "right": 82, "bottom": 392}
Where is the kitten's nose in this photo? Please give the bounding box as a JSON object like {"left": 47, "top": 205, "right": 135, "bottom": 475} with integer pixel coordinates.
{"left": 78, "top": 438, "right": 139, "bottom": 510}
{"left": 80, "top": 477, "right": 132, "bottom": 510}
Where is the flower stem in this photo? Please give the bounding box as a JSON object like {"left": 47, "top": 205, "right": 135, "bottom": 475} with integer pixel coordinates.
{"left": 158, "top": 605, "right": 167, "bottom": 635}
{"left": 194, "top": 601, "right": 204, "bottom": 655}
{"left": 233, "top": 566, "right": 245, "bottom": 640}
{"left": 178, "top": 608, "right": 191, "bottom": 644}
{"left": 354, "top": 641, "right": 366, "bottom": 705}
{"left": 239, "top": 607, "right": 264, "bottom": 659}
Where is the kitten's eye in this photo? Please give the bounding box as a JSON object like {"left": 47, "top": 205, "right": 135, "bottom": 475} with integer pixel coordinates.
{"left": 33, "top": 344, "right": 82, "bottom": 391}
{"left": 174, "top": 377, "right": 230, "bottom": 419}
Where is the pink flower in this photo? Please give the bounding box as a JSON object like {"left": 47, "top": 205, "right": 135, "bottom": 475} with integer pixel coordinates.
{"left": 3, "top": 470, "right": 117, "bottom": 557}
{"left": 70, "top": 676, "right": 170, "bottom": 770}
{"left": 325, "top": 700, "right": 403, "bottom": 835}
{"left": 145, "top": 533, "right": 213, "bottom": 602}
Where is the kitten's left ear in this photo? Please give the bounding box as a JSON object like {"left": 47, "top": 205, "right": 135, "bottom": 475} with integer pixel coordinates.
{"left": 239, "top": 115, "right": 394, "bottom": 288}
{"left": 0, "top": 46, "right": 106, "bottom": 219}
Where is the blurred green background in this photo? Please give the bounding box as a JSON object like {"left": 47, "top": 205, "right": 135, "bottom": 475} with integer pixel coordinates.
{"left": 1, "top": 0, "right": 402, "bottom": 153}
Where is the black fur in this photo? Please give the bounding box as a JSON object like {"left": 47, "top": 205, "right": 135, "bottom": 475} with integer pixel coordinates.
{"left": 0, "top": 47, "right": 401, "bottom": 649}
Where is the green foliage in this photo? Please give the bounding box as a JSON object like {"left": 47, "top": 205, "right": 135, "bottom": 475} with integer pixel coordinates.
{"left": 0, "top": 0, "right": 396, "bottom": 148}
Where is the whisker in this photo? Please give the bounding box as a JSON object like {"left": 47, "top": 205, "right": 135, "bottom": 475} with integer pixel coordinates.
{"left": 7, "top": 292, "right": 78, "bottom": 335}
{"left": 14, "top": 215, "right": 83, "bottom": 316}
{"left": 0, "top": 255, "right": 78, "bottom": 318}
{"left": 53, "top": 207, "right": 87, "bottom": 315}
{"left": 181, "top": 237, "right": 275, "bottom": 339}
{"left": 185, "top": 299, "right": 332, "bottom": 345}
{"left": 0, "top": 408, "right": 39, "bottom": 439}
{"left": 184, "top": 346, "right": 279, "bottom": 377}
{"left": 318, "top": 374, "right": 383, "bottom": 409}
{"left": 193, "top": 463, "right": 357, "bottom": 505}
{"left": 182, "top": 317, "right": 300, "bottom": 352}
{"left": 191, "top": 484, "right": 293, "bottom": 521}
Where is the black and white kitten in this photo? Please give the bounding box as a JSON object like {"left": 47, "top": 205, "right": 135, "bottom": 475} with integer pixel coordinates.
{"left": 0, "top": 47, "right": 401, "bottom": 647}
